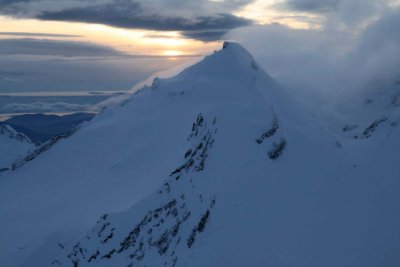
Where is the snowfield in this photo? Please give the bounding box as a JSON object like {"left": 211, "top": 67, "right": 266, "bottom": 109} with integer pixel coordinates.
{"left": 1, "top": 42, "right": 399, "bottom": 267}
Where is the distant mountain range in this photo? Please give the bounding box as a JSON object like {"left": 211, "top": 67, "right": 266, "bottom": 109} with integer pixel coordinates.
{"left": 0, "top": 113, "right": 95, "bottom": 145}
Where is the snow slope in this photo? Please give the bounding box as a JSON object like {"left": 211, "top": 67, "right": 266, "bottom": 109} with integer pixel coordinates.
{"left": 0, "top": 124, "right": 35, "bottom": 172}
{"left": 1, "top": 42, "right": 400, "bottom": 267}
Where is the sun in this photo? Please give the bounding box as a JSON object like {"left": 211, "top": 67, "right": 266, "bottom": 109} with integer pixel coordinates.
{"left": 162, "top": 50, "right": 184, "bottom": 57}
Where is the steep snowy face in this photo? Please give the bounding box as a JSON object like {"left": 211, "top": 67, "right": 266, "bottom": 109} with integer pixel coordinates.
{"left": 0, "top": 41, "right": 309, "bottom": 267}
{"left": 0, "top": 124, "right": 35, "bottom": 171}
{"left": 2, "top": 42, "right": 400, "bottom": 267}
{"left": 1, "top": 41, "right": 292, "bottom": 267}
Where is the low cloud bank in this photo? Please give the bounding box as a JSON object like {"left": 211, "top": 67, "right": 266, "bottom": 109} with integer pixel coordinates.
{"left": 0, "top": 101, "right": 92, "bottom": 113}
{"left": 225, "top": 8, "right": 400, "bottom": 118}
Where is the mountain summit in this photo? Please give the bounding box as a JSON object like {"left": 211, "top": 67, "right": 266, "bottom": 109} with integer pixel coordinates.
{"left": 1, "top": 43, "right": 399, "bottom": 267}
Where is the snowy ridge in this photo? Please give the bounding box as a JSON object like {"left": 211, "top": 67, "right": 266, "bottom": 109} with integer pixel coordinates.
{"left": 11, "top": 126, "right": 78, "bottom": 171}
{"left": 0, "top": 124, "right": 35, "bottom": 172}
{"left": 0, "top": 124, "right": 32, "bottom": 144}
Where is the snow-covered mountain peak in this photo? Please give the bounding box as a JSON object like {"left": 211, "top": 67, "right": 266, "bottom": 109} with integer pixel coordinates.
{"left": 1, "top": 42, "right": 309, "bottom": 267}
{"left": 142, "top": 42, "right": 296, "bottom": 127}
{"left": 1, "top": 42, "right": 400, "bottom": 267}
{"left": 169, "top": 41, "right": 272, "bottom": 90}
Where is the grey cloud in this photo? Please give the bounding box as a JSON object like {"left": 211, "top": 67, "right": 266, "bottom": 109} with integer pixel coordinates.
{"left": 0, "top": 38, "right": 124, "bottom": 57}
{"left": 182, "top": 30, "right": 229, "bottom": 42}
{"left": 0, "top": 0, "right": 35, "bottom": 4}
{"left": 0, "top": 32, "right": 82, "bottom": 38}
{"left": 0, "top": 71, "right": 36, "bottom": 83}
{"left": 278, "top": 0, "right": 391, "bottom": 26}
{"left": 0, "top": 0, "right": 253, "bottom": 41}
{"left": 38, "top": 7, "right": 248, "bottom": 31}
{"left": 37, "top": 3, "right": 252, "bottom": 41}
{"left": 356, "top": 9, "right": 400, "bottom": 52}
{"left": 0, "top": 0, "right": 254, "bottom": 16}
{"left": 346, "top": 9, "right": 400, "bottom": 87}
{"left": 0, "top": 0, "right": 41, "bottom": 16}
{"left": 281, "top": 0, "right": 340, "bottom": 13}
{"left": 0, "top": 71, "right": 38, "bottom": 76}
{"left": 37, "top": 0, "right": 143, "bottom": 27}
{"left": 0, "top": 0, "right": 35, "bottom": 7}
{"left": 225, "top": 8, "right": 400, "bottom": 119}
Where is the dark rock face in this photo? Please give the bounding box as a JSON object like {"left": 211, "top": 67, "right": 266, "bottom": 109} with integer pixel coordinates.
{"left": 255, "top": 115, "right": 287, "bottom": 160}
{"left": 54, "top": 114, "right": 218, "bottom": 267}
{"left": 268, "top": 139, "right": 287, "bottom": 160}
{"left": 256, "top": 117, "right": 279, "bottom": 144}
{"left": 352, "top": 118, "right": 387, "bottom": 139}
{"left": 222, "top": 41, "right": 231, "bottom": 49}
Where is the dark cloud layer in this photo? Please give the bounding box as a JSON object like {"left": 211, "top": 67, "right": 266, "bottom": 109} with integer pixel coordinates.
{"left": 0, "top": 32, "right": 82, "bottom": 37}
{"left": 182, "top": 30, "right": 230, "bottom": 42}
{"left": 0, "top": 0, "right": 253, "bottom": 41}
{"left": 0, "top": 38, "right": 124, "bottom": 57}
{"left": 0, "top": 0, "right": 34, "bottom": 6}
{"left": 38, "top": 7, "right": 252, "bottom": 41}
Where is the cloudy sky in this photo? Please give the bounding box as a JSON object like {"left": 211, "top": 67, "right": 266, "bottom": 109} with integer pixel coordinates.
{"left": 0, "top": 0, "right": 399, "bottom": 116}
